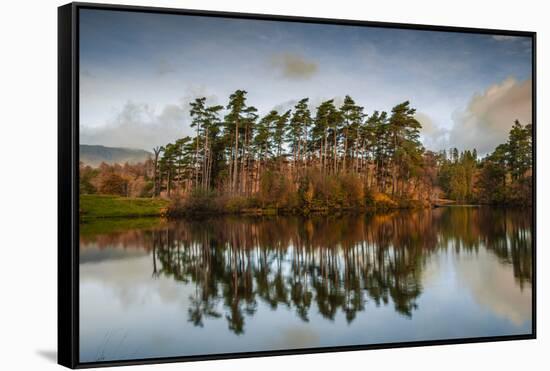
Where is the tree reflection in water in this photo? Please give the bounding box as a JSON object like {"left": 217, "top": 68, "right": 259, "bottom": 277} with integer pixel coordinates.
{"left": 81, "top": 207, "right": 532, "bottom": 335}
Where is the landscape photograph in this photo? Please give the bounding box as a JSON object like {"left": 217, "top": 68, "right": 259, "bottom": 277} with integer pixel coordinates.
{"left": 78, "top": 8, "right": 533, "bottom": 362}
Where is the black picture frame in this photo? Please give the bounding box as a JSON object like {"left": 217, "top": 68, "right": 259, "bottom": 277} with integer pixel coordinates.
{"left": 58, "top": 2, "right": 537, "bottom": 368}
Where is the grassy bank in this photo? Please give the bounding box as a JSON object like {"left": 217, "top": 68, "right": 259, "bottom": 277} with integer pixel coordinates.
{"left": 79, "top": 191, "right": 427, "bottom": 220}
{"left": 80, "top": 195, "right": 169, "bottom": 220}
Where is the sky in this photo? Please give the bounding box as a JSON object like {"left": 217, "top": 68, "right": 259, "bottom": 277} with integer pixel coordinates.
{"left": 79, "top": 8, "right": 533, "bottom": 155}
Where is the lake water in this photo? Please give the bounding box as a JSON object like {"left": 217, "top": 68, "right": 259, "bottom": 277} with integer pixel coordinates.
{"left": 79, "top": 207, "right": 533, "bottom": 362}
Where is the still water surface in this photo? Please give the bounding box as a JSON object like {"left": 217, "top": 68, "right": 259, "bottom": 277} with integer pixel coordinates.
{"left": 79, "top": 207, "right": 532, "bottom": 362}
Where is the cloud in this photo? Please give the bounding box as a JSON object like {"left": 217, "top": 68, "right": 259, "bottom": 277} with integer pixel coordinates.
{"left": 80, "top": 252, "right": 195, "bottom": 319}
{"left": 81, "top": 87, "right": 220, "bottom": 150}
{"left": 455, "top": 248, "right": 532, "bottom": 326}
{"left": 448, "top": 77, "right": 532, "bottom": 155}
{"left": 271, "top": 99, "right": 298, "bottom": 114}
{"left": 416, "top": 112, "right": 449, "bottom": 151}
{"left": 270, "top": 53, "right": 318, "bottom": 80}
{"left": 492, "top": 35, "right": 520, "bottom": 41}
{"left": 272, "top": 326, "right": 320, "bottom": 349}
{"left": 80, "top": 101, "right": 189, "bottom": 150}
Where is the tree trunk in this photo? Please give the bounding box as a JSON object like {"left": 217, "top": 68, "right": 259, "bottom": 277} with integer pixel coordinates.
{"left": 167, "top": 170, "right": 171, "bottom": 197}
{"left": 333, "top": 129, "right": 337, "bottom": 174}
{"left": 323, "top": 129, "right": 328, "bottom": 174}
{"left": 233, "top": 120, "right": 239, "bottom": 194}
{"left": 152, "top": 156, "right": 158, "bottom": 197}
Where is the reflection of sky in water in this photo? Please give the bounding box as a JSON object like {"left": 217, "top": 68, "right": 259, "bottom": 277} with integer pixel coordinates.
{"left": 454, "top": 248, "right": 531, "bottom": 326}
{"left": 79, "top": 209, "right": 532, "bottom": 363}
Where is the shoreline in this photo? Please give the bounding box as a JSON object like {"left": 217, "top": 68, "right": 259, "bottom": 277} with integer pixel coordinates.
{"left": 80, "top": 195, "right": 532, "bottom": 221}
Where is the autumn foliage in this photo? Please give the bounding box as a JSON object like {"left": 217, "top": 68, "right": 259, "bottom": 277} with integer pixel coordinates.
{"left": 79, "top": 91, "right": 533, "bottom": 215}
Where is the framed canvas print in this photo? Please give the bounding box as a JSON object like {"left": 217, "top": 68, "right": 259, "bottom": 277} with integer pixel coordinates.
{"left": 58, "top": 2, "right": 536, "bottom": 368}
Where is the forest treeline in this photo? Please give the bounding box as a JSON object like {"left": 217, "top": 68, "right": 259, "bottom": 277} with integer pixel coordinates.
{"left": 80, "top": 90, "right": 533, "bottom": 213}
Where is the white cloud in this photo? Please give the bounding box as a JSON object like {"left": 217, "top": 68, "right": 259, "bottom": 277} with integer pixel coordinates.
{"left": 416, "top": 112, "right": 449, "bottom": 151}
{"left": 448, "top": 77, "right": 532, "bottom": 155}
{"left": 455, "top": 248, "right": 532, "bottom": 326}
{"left": 80, "top": 86, "right": 220, "bottom": 150}
{"left": 80, "top": 101, "right": 189, "bottom": 150}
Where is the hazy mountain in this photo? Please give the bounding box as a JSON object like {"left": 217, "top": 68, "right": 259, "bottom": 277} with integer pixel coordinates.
{"left": 80, "top": 144, "right": 151, "bottom": 166}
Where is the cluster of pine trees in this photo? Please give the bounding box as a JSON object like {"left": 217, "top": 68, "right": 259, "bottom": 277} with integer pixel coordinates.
{"left": 80, "top": 90, "right": 533, "bottom": 211}
{"left": 152, "top": 91, "right": 433, "bottom": 210}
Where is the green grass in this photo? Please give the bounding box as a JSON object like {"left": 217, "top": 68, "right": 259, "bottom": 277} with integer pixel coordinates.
{"left": 80, "top": 194, "right": 169, "bottom": 220}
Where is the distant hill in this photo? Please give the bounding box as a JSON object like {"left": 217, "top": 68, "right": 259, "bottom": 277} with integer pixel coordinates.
{"left": 80, "top": 145, "right": 151, "bottom": 166}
